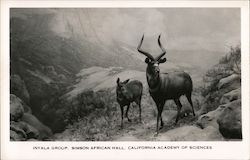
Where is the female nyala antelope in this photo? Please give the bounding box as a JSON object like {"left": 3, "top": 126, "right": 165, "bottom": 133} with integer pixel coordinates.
{"left": 137, "top": 34, "right": 195, "bottom": 134}
{"left": 116, "top": 78, "right": 143, "bottom": 128}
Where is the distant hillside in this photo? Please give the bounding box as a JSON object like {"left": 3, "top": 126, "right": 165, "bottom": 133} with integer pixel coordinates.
{"left": 63, "top": 67, "right": 145, "bottom": 100}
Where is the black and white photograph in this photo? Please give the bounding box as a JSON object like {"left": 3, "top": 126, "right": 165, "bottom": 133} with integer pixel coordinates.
{"left": 9, "top": 7, "right": 243, "bottom": 141}
{"left": 1, "top": 1, "right": 250, "bottom": 159}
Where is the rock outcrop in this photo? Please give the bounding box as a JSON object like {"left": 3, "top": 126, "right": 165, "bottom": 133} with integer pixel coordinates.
{"left": 10, "top": 121, "right": 39, "bottom": 140}
{"left": 220, "top": 88, "right": 241, "bottom": 104}
{"left": 217, "top": 100, "right": 241, "bottom": 139}
{"left": 10, "top": 94, "right": 24, "bottom": 121}
{"left": 196, "top": 105, "right": 226, "bottom": 129}
{"left": 196, "top": 70, "right": 241, "bottom": 140}
{"left": 10, "top": 94, "right": 53, "bottom": 141}
{"left": 21, "top": 113, "right": 53, "bottom": 140}
{"left": 10, "top": 74, "right": 30, "bottom": 104}
{"left": 10, "top": 130, "right": 26, "bottom": 141}
{"left": 196, "top": 99, "right": 241, "bottom": 140}
{"left": 217, "top": 74, "right": 240, "bottom": 93}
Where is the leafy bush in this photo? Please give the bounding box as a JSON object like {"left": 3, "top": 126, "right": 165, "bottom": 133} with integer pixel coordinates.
{"left": 55, "top": 89, "right": 126, "bottom": 140}
{"left": 219, "top": 46, "right": 241, "bottom": 74}
{"left": 65, "top": 89, "right": 117, "bottom": 123}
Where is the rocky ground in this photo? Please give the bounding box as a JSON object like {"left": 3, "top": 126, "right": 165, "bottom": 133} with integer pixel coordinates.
{"left": 10, "top": 81, "right": 53, "bottom": 141}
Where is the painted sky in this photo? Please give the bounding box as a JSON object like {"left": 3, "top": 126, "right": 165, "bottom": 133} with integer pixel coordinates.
{"left": 49, "top": 8, "right": 240, "bottom": 53}
{"left": 11, "top": 8, "right": 240, "bottom": 69}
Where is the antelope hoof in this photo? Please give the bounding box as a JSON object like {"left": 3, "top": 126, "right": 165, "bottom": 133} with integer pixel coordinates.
{"left": 159, "top": 125, "right": 164, "bottom": 130}
{"left": 193, "top": 112, "right": 196, "bottom": 116}
{"left": 127, "top": 118, "right": 131, "bottom": 122}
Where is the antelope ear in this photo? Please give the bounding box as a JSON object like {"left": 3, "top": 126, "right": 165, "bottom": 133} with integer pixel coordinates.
{"left": 116, "top": 78, "right": 120, "bottom": 84}
{"left": 124, "top": 79, "right": 130, "bottom": 84}
{"left": 145, "top": 58, "right": 151, "bottom": 64}
{"left": 158, "top": 58, "right": 167, "bottom": 63}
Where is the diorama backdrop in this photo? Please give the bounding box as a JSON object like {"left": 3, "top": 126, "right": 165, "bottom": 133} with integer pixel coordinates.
{"left": 9, "top": 8, "right": 241, "bottom": 141}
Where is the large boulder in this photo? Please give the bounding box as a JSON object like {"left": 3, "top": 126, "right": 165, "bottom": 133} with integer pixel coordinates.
{"left": 10, "top": 94, "right": 32, "bottom": 119}
{"left": 11, "top": 121, "right": 39, "bottom": 140}
{"left": 217, "top": 100, "right": 241, "bottom": 139}
{"left": 196, "top": 105, "right": 226, "bottom": 129}
{"left": 10, "top": 74, "right": 30, "bottom": 104}
{"left": 220, "top": 88, "right": 241, "bottom": 104}
{"left": 10, "top": 121, "right": 27, "bottom": 140}
{"left": 22, "top": 102, "right": 32, "bottom": 114}
{"left": 217, "top": 74, "right": 240, "bottom": 93}
{"left": 10, "top": 130, "right": 26, "bottom": 141}
{"left": 21, "top": 113, "right": 53, "bottom": 140}
{"left": 10, "top": 94, "right": 24, "bottom": 121}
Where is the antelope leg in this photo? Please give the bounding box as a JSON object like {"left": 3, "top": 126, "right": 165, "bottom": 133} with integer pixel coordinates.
{"left": 120, "top": 106, "right": 124, "bottom": 129}
{"left": 139, "top": 104, "right": 142, "bottom": 123}
{"left": 136, "top": 98, "right": 142, "bottom": 123}
{"left": 174, "top": 99, "right": 182, "bottom": 124}
{"left": 156, "top": 112, "right": 160, "bottom": 134}
{"left": 186, "top": 93, "right": 195, "bottom": 116}
{"left": 125, "top": 104, "right": 131, "bottom": 122}
{"left": 156, "top": 102, "right": 164, "bottom": 133}
{"left": 160, "top": 117, "right": 164, "bottom": 129}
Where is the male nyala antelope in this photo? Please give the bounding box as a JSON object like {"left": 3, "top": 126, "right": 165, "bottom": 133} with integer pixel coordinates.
{"left": 137, "top": 34, "right": 195, "bottom": 134}
{"left": 116, "top": 78, "right": 143, "bottom": 128}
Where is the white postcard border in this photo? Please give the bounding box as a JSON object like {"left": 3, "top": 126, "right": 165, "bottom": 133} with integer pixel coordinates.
{"left": 1, "top": 1, "right": 249, "bottom": 160}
